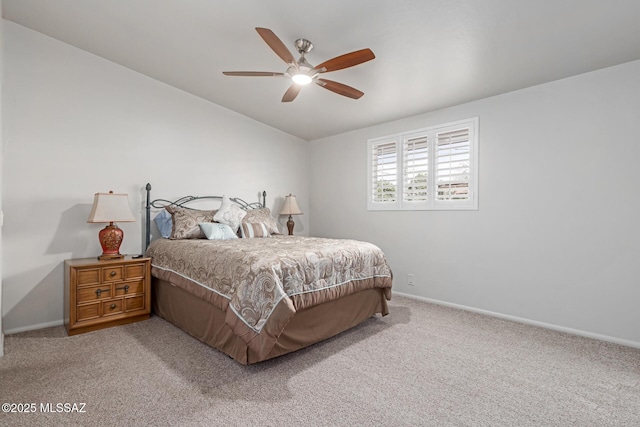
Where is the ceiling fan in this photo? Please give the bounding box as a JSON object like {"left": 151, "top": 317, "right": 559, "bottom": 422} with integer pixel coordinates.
{"left": 223, "top": 27, "right": 375, "bottom": 102}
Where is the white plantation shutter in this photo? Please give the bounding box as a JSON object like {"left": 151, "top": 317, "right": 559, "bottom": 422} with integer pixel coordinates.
{"left": 368, "top": 117, "right": 477, "bottom": 210}
{"left": 370, "top": 140, "right": 398, "bottom": 204}
{"left": 436, "top": 127, "right": 471, "bottom": 201}
{"left": 403, "top": 135, "right": 429, "bottom": 202}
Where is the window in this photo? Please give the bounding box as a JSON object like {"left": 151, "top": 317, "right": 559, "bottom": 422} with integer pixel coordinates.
{"left": 371, "top": 141, "right": 398, "bottom": 203}
{"left": 368, "top": 117, "right": 478, "bottom": 210}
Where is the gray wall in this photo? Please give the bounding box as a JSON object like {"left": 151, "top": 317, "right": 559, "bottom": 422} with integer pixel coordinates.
{"left": 309, "top": 59, "right": 640, "bottom": 346}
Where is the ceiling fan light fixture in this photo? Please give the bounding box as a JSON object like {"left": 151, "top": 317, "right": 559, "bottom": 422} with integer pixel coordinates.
{"left": 287, "top": 62, "right": 314, "bottom": 85}
{"left": 292, "top": 73, "right": 313, "bottom": 85}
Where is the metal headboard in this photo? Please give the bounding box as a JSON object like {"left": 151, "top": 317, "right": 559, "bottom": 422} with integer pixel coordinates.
{"left": 144, "top": 183, "right": 266, "bottom": 250}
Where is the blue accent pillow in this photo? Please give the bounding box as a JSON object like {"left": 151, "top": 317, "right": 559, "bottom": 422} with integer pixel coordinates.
{"left": 199, "top": 222, "right": 239, "bottom": 240}
{"left": 154, "top": 209, "right": 173, "bottom": 238}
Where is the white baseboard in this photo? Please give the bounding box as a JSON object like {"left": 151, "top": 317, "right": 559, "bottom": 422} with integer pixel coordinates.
{"left": 4, "top": 319, "right": 64, "bottom": 335}
{"left": 393, "top": 291, "right": 640, "bottom": 350}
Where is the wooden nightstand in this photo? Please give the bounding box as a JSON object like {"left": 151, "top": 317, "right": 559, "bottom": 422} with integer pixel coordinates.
{"left": 64, "top": 256, "right": 151, "bottom": 335}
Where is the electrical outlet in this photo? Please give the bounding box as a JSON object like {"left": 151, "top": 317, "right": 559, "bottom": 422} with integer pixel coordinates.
{"left": 407, "top": 273, "right": 415, "bottom": 286}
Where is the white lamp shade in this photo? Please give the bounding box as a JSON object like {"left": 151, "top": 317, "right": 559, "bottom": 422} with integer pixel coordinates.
{"left": 87, "top": 192, "right": 136, "bottom": 223}
{"left": 280, "top": 194, "right": 303, "bottom": 216}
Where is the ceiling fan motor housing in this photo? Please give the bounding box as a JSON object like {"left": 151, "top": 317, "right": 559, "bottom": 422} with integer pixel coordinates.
{"left": 294, "top": 38, "right": 313, "bottom": 54}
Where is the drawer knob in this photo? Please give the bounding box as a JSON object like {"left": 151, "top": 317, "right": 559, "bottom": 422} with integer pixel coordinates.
{"left": 109, "top": 271, "right": 117, "bottom": 277}
{"left": 109, "top": 304, "right": 117, "bottom": 310}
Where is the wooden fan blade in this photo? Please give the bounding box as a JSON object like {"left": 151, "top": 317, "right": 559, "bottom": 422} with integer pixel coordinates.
{"left": 256, "top": 27, "right": 296, "bottom": 65}
{"left": 316, "top": 78, "right": 364, "bottom": 99}
{"left": 223, "top": 71, "right": 284, "bottom": 77}
{"left": 282, "top": 84, "right": 302, "bottom": 102}
{"left": 313, "top": 48, "right": 375, "bottom": 73}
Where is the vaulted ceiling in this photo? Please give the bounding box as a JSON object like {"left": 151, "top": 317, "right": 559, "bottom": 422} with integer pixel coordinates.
{"left": 4, "top": 0, "right": 640, "bottom": 141}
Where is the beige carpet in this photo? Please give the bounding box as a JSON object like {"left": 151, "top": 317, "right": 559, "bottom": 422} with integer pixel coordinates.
{"left": 1, "top": 295, "right": 639, "bottom": 427}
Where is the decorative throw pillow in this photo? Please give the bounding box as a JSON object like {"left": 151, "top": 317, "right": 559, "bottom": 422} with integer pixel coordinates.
{"left": 166, "top": 206, "right": 216, "bottom": 239}
{"left": 213, "top": 195, "right": 247, "bottom": 231}
{"left": 240, "top": 222, "right": 270, "bottom": 238}
{"left": 199, "top": 223, "right": 238, "bottom": 240}
{"left": 153, "top": 208, "right": 173, "bottom": 238}
{"left": 242, "top": 208, "right": 280, "bottom": 235}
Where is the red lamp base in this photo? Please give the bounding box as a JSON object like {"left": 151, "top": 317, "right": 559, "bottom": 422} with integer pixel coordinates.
{"left": 98, "top": 223, "right": 125, "bottom": 260}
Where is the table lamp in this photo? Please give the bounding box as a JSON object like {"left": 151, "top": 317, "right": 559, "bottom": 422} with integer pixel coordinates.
{"left": 87, "top": 191, "right": 136, "bottom": 260}
{"left": 279, "top": 194, "right": 303, "bottom": 235}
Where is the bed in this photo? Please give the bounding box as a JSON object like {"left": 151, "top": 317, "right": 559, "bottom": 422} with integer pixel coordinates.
{"left": 144, "top": 184, "right": 393, "bottom": 364}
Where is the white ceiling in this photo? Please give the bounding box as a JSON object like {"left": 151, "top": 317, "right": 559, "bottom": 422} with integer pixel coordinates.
{"left": 4, "top": 0, "right": 640, "bottom": 141}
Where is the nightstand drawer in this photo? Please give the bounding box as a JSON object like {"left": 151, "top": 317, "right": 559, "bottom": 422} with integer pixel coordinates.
{"left": 125, "top": 264, "right": 146, "bottom": 280}
{"left": 102, "top": 266, "right": 124, "bottom": 282}
{"left": 125, "top": 295, "right": 145, "bottom": 312}
{"left": 76, "top": 268, "right": 100, "bottom": 286}
{"left": 77, "top": 284, "right": 113, "bottom": 303}
{"left": 115, "top": 279, "right": 144, "bottom": 296}
{"left": 103, "top": 299, "right": 123, "bottom": 316}
{"left": 77, "top": 303, "right": 100, "bottom": 322}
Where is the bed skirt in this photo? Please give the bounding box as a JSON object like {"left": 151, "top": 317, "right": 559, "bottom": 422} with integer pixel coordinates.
{"left": 152, "top": 277, "right": 389, "bottom": 364}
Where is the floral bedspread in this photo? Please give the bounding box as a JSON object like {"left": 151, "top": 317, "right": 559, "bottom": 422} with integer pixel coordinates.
{"left": 146, "top": 235, "right": 392, "bottom": 359}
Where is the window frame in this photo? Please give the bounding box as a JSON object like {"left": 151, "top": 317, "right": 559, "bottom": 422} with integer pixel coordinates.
{"left": 367, "top": 117, "right": 479, "bottom": 211}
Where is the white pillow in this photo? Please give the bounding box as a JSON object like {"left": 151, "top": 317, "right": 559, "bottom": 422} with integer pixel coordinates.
{"left": 199, "top": 222, "right": 238, "bottom": 240}
{"left": 213, "top": 195, "right": 247, "bottom": 231}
